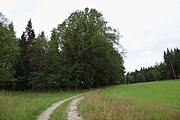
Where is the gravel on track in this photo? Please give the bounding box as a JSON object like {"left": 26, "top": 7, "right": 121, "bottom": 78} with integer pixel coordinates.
{"left": 67, "top": 96, "right": 84, "bottom": 120}
{"left": 38, "top": 95, "right": 82, "bottom": 120}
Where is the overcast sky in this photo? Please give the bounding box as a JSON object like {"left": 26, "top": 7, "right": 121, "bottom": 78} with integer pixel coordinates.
{"left": 1, "top": 0, "right": 180, "bottom": 72}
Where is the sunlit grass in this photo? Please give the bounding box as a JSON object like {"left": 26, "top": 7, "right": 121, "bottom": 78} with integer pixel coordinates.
{"left": 79, "top": 80, "right": 180, "bottom": 120}
{"left": 0, "top": 90, "right": 81, "bottom": 120}
{"left": 96, "top": 80, "right": 180, "bottom": 107}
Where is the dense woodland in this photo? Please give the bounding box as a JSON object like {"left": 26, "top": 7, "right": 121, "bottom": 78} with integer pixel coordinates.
{"left": 126, "top": 48, "right": 180, "bottom": 84}
{"left": 0, "top": 8, "right": 179, "bottom": 90}
{"left": 0, "top": 8, "right": 125, "bottom": 90}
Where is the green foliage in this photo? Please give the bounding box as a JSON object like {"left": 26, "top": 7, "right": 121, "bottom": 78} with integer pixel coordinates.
{"left": 126, "top": 48, "right": 180, "bottom": 84}
{"left": 1, "top": 8, "right": 125, "bottom": 90}
{"left": 164, "top": 48, "right": 180, "bottom": 79}
{"left": 0, "top": 13, "right": 19, "bottom": 89}
{"left": 43, "top": 29, "right": 63, "bottom": 89}
{"left": 1, "top": 9, "right": 179, "bottom": 90}
{"left": 151, "top": 63, "right": 166, "bottom": 80}
{"left": 57, "top": 8, "right": 125, "bottom": 88}
{"left": 15, "top": 19, "right": 36, "bottom": 90}
{"left": 28, "top": 31, "right": 49, "bottom": 90}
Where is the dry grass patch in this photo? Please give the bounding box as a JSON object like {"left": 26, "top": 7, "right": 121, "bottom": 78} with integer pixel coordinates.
{"left": 79, "top": 92, "right": 180, "bottom": 120}
{"left": 79, "top": 92, "right": 131, "bottom": 120}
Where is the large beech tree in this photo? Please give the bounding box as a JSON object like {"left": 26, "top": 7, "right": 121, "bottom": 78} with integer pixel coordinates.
{"left": 56, "top": 8, "right": 125, "bottom": 89}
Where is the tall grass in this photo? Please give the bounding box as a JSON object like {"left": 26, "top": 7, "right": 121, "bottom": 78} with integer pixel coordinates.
{"left": 0, "top": 90, "right": 81, "bottom": 120}
{"left": 79, "top": 92, "right": 131, "bottom": 120}
{"left": 79, "top": 80, "right": 180, "bottom": 120}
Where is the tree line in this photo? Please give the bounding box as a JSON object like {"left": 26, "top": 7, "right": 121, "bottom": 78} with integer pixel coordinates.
{"left": 125, "top": 48, "right": 180, "bottom": 84}
{"left": 0, "top": 8, "right": 125, "bottom": 90}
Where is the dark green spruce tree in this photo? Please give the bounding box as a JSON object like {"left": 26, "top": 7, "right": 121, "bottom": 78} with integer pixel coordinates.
{"left": 15, "top": 19, "right": 35, "bottom": 90}
{"left": 164, "top": 48, "right": 180, "bottom": 79}
{"left": 28, "top": 31, "right": 48, "bottom": 90}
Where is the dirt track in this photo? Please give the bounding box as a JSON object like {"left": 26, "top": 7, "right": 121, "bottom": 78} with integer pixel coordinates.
{"left": 38, "top": 95, "right": 83, "bottom": 120}
{"left": 67, "top": 96, "right": 84, "bottom": 120}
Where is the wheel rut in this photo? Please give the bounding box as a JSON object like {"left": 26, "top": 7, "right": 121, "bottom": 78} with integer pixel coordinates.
{"left": 37, "top": 95, "right": 83, "bottom": 120}
{"left": 67, "top": 96, "right": 84, "bottom": 120}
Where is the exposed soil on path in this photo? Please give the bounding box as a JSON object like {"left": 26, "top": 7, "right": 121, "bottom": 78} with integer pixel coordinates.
{"left": 38, "top": 95, "right": 82, "bottom": 120}
{"left": 67, "top": 96, "right": 84, "bottom": 120}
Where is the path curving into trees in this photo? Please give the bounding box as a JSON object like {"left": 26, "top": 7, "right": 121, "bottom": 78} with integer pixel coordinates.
{"left": 38, "top": 95, "right": 83, "bottom": 120}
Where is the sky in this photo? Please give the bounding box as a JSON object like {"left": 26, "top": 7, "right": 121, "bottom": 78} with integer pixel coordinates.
{"left": 1, "top": 0, "right": 180, "bottom": 72}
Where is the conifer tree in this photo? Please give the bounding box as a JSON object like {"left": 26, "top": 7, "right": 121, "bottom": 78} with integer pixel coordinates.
{"left": 15, "top": 19, "right": 36, "bottom": 90}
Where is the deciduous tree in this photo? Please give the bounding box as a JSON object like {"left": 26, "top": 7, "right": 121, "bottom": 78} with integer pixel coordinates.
{"left": 56, "top": 8, "right": 125, "bottom": 88}
{"left": 0, "top": 13, "right": 19, "bottom": 89}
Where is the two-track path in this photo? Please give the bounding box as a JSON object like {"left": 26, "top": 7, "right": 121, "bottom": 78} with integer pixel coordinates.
{"left": 38, "top": 95, "right": 84, "bottom": 120}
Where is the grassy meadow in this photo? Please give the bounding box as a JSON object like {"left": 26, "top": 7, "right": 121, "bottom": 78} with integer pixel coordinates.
{"left": 0, "top": 90, "right": 81, "bottom": 120}
{"left": 79, "top": 80, "right": 180, "bottom": 120}
{"left": 1, "top": 80, "right": 180, "bottom": 120}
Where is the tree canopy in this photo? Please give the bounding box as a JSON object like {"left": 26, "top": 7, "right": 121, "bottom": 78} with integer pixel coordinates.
{"left": 1, "top": 8, "right": 179, "bottom": 90}
{"left": 56, "top": 8, "right": 125, "bottom": 89}
{"left": 0, "top": 13, "right": 19, "bottom": 89}
{"left": 126, "top": 48, "right": 180, "bottom": 84}
{"left": 0, "top": 8, "right": 125, "bottom": 90}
